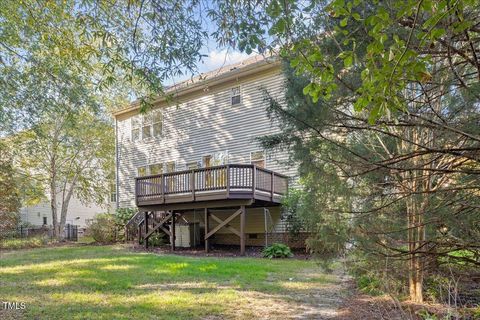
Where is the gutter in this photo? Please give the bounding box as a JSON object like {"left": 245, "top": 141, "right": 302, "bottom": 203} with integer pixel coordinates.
{"left": 112, "top": 56, "right": 281, "bottom": 117}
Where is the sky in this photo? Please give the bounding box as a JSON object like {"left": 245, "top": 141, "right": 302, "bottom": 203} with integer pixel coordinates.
{"left": 165, "top": 48, "right": 253, "bottom": 86}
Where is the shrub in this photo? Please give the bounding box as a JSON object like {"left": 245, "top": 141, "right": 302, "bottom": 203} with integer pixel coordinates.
{"left": 346, "top": 250, "right": 407, "bottom": 297}
{"left": 148, "top": 232, "right": 167, "bottom": 247}
{"left": 424, "top": 275, "right": 451, "bottom": 303}
{"left": 356, "top": 275, "right": 383, "bottom": 296}
{"left": 86, "top": 214, "right": 119, "bottom": 244}
{"left": 115, "top": 208, "right": 136, "bottom": 227}
{"left": 262, "top": 243, "right": 293, "bottom": 258}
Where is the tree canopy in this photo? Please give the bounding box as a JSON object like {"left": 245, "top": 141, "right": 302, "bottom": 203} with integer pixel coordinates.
{"left": 0, "top": 0, "right": 478, "bottom": 303}
{"left": 2, "top": 0, "right": 478, "bottom": 124}
{"left": 258, "top": 0, "right": 480, "bottom": 301}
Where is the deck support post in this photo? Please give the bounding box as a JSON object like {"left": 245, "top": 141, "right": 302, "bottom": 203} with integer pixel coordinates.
{"left": 171, "top": 211, "right": 176, "bottom": 252}
{"left": 204, "top": 208, "right": 209, "bottom": 253}
{"left": 144, "top": 211, "right": 149, "bottom": 249}
{"left": 138, "top": 224, "right": 142, "bottom": 245}
{"left": 240, "top": 205, "right": 246, "bottom": 256}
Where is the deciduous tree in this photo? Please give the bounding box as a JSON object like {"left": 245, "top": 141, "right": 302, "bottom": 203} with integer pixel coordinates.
{"left": 15, "top": 110, "right": 114, "bottom": 239}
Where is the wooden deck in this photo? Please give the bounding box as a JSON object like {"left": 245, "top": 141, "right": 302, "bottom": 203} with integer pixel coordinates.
{"left": 135, "top": 164, "right": 288, "bottom": 208}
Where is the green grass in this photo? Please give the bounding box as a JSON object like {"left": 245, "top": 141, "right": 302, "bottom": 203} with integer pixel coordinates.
{"left": 0, "top": 245, "right": 338, "bottom": 319}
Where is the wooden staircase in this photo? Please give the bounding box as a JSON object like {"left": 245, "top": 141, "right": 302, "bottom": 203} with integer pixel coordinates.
{"left": 125, "top": 211, "right": 175, "bottom": 248}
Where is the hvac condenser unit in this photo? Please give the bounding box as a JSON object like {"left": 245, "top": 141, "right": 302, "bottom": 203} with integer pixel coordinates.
{"left": 174, "top": 223, "right": 201, "bottom": 248}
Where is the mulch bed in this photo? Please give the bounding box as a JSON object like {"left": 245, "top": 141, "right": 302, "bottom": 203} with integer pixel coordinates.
{"left": 128, "top": 243, "right": 312, "bottom": 259}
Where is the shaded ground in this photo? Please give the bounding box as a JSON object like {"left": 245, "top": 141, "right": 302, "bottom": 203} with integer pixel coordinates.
{"left": 132, "top": 243, "right": 312, "bottom": 259}
{"left": 0, "top": 245, "right": 349, "bottom": 319}
{"left": 336, "top": 282, "right": 479, "bottom": 320}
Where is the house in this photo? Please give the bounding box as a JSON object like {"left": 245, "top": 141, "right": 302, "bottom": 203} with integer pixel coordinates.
{"left": 20, "top": 192, "right": 115, "bottom": 229}
{"left": 114, "top": 55, "right": 305, "bottom": 255}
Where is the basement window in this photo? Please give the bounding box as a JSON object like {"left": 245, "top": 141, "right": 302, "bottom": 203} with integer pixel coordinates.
{"left": 231, "top": 86, "right": 241, "bottom": 106}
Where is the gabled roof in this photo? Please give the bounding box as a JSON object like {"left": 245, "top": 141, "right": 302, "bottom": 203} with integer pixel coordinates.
{"left": 112, "top": 54, "right": 279, "bottom": 117}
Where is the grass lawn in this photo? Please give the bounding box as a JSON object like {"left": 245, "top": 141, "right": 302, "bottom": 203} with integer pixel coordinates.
{"left": 0, "top": 236, "right": 53, "bottom": 250}
{"left": 0, "top": 245, "right": 343, "bottom": 320}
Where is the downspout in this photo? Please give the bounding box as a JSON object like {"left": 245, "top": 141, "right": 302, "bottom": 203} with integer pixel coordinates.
{"left": 264, "top": 208, "right": 269, "bottom": 247}
{"left": 115, "top": 118, "right": 119, "bottom": 210}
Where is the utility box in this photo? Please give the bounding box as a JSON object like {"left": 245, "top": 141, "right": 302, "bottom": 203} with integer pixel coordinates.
{"left": 174, "top": 223, "right": 201, "bottom": 248}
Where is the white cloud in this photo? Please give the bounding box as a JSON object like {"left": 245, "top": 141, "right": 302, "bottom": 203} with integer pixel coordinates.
{"left": 199, "top": 49, "right": 252, "bottom": 73}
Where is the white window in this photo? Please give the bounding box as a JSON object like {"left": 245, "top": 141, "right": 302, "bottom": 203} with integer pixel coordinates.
{"left": 149, "top": 163, "right": 163, "bottom": 175}
{"left": 131, "top": 116, "right": 141, "bottom": 142}
{"left": 151, "top": 111, "right": 163, "bottom": 137}
{"left": 137, "top": 166, "right": 147, "bottom": 177}
{"left": 165, "top": 161, "right": 175, "bottom": 173}
{"left": 131, "top": 110, "right": 163, "bottom": 141}
{"left": 231, "top": 86, "right": 241, "bottom": 106}
{"left": 142, "top": 123, "right": 152, "bottom": 139}
{"left": 202, "top": 155, "right": 212, "bottom": 168}
{"left": 110, "top": 192, "right": 116, "bottom": 203}
{"left": 250, "top": 151, "right": 265, "bottom": 168}
{"left": 110, "top": 182, "right": 117, "bottom": 203}
{"left": 187, "top": 161, "right": 200, "bottom": 170}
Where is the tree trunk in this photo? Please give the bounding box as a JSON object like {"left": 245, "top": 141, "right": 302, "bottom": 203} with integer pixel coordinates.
{"left": 50, "top": 159, "right": 59, "bottom": 239}
{"left": 59, "top": 182, "right": 76, "bottom": 241}
{"left": 405, "top": 129, "right": 425, "bottom": 303}
{"left": 407, "top": 201, "right": 424, "bottom": 302}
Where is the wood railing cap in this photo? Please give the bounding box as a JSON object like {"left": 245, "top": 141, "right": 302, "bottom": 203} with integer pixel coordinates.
{"left": 135, "top": 163, "right": 289, "bottom": 180}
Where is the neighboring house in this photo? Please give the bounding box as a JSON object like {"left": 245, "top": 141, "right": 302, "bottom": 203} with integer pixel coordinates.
{"left": 20, "top": 191, "right": 115, "bottom": 229}
{"left": 114, "top": 55, "right": 304, "bottom": 254}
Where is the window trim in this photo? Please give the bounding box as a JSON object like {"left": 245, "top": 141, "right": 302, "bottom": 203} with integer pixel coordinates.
{"left": 230, "top": 85, "right": 241, "bottom": 106}
{"left": 110, "top": 182, "right": 117, "bottom": 203}
{"left": 202, "top": 154, "right": 212, "bottom": 168}
{"left": 202, "top": 151, "right": 229, "bottom": 167}
{"left": 138, "top": 161, "right": 175, "bottom": 178}
{"left": 137, "top": 166, "right": 147, "bottom": 177}
{"left": 148, "top": 163, "right": 163, "bottom": 175}
{"left": 131, "top": 110, "right": 163, "bottom": 142}
{"left": 165, "top": 161, "right": 176, "bottom": 173}
{"left": 186, "top": 161, "right": 200, "bottom": 170}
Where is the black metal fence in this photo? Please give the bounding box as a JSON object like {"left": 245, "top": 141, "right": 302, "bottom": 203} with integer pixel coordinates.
{"left": 65, "top": 224, "right": 78, "bottom": 241}
{"left": 1, "top": 225, "right": 79, "bottom": 241}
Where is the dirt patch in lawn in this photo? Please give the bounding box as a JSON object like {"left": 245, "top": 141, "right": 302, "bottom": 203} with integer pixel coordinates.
{"left": 233, "top": 268, "right": 351, "bottom": 319}
{"left": 129, "top": 244, "right": 351, "bottom": 319}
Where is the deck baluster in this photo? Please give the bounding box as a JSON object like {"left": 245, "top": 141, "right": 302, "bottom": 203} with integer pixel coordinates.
{"left": 134, "top": 164, "right": 288, "bottom": 206}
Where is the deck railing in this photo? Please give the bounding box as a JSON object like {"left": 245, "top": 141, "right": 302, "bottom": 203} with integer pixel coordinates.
{"left": 135, "top": 164, "right": 288, "bottom": 205}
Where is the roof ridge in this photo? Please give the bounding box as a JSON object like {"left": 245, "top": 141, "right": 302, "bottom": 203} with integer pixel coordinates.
{"left": 165, "top": 54, "right": 271, "bottom": 92}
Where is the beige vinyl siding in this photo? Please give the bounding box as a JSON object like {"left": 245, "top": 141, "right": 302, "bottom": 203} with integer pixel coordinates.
{"left": 116, "top": 67, "right": 297, "bottom": 210}
{"left": 178, "top": 207, "right": 283, "bottom": 234}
